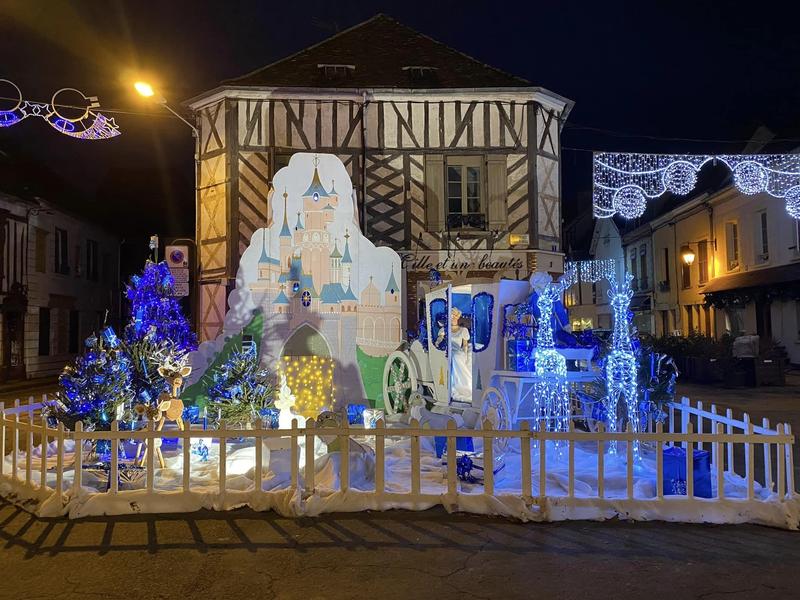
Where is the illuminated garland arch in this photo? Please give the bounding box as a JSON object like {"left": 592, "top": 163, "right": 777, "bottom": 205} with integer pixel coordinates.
{"left": 0, "top": 79, "right": 120, "bottom": 140}
{"left": 593, "top": 152, "right": 800, "bottom": 220}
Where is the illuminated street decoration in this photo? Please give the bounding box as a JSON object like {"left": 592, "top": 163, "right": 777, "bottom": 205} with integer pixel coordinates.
{"left": 563, "top": 259, "right": 618, "bottom": 287}
{"left": 594, "top": 152, "right": 800, "bottom": 219}
{"left": 0, "top": 79, "right": 120, "bottom": 140}
{"left": 604, "top": 273, "right": 639, "bottom": 456}
{"left": 533, "top": 280, "right": 570, "bottom": 434}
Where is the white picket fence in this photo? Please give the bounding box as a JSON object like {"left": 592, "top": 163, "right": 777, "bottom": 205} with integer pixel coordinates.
{"left": 0, "top": 395, "right": 796, "bottom": 519}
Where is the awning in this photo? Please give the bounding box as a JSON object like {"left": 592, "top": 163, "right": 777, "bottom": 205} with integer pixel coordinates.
{"left": 702, "top": 263, "right": 800, "bottom": 294}
{"left": 630, "top": 293, "right": 651, "bottom": 311}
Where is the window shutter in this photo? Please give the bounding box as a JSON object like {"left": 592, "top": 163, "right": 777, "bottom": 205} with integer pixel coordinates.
{"left": 486, "top": 155, "right": 507, "bottom": 230}
{"left": 424, "top": 154, "right": 445, "bottom": 231}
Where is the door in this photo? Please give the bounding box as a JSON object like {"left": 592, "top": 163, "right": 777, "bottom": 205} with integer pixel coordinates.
{"left": 426, "top": 285, "right": 451, "bottom": 409}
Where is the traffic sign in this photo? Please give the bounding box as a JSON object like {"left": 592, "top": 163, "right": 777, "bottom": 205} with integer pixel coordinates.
{"left": 170, "top": 268, "right": 190, "bottom": 283}
{"left": 172, "top": 281, "right": 190, "bottom": 297}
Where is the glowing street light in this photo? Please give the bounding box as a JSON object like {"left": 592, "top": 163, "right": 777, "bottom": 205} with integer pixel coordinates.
{"left": 132, "top": 80, "right": 196, "bottom": 135}
{"left": 681, "top": 245, "right": 696, "bottom": 266}
{"left": 134, "top": 81, "right": 156, "bottom": 98}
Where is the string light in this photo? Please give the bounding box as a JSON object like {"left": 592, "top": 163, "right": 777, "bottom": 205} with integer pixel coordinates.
{"left": 785, "top": 186, "right": 800, "bottom": 219}
{"left": 564, "top": 259, "right": 619, "bottom": 286}
{"left": 276, "top": 355, "right": 335, "bottom": 418}
{"left": 594, "top": 152, "right": 800, "bottom": 219}
{"left": 604, "top": 273, "right": 639, "bottom": 456}
{"left": 532, "top": 282, "right": 570, "bottom": 434}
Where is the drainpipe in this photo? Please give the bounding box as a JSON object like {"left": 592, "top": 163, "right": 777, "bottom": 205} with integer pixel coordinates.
{"left": 672, "top": 221, "right": 680, "bottom": 333}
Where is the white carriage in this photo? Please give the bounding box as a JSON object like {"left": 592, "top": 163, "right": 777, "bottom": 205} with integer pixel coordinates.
{"left": 382, "top": 278, "right": 598, "bottom": 432}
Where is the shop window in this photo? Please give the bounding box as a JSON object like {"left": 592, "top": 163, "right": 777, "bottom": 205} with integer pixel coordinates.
{"left": 471, "top": 292, "right": 493, "bottom": 352}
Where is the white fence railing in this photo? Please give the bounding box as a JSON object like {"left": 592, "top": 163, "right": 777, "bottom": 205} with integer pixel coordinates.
{"left": 0, "top": 395, "right": 796, "bottom": 522}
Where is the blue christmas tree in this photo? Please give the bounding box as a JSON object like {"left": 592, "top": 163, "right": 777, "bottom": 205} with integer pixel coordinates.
{"left": 48, "top": 327, "right": 134, "bottom": 431}
{"left": 124, "top": 261, "right": 198, "bottom": 404}
{"left": 208, "top": 348, "right": 274, "bottom": 427}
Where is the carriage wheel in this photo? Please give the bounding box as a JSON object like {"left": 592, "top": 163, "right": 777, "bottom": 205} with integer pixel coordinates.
{"left": 480, "top": 386, "right": 512, "bottom": 452}
{"left": 382, "top": 351, "right": 418, "bottom": 415}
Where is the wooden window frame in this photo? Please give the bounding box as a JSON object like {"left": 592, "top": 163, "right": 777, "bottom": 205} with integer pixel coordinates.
{"left": 445, "top": 155, "right": 486, "bottom": 231}
{"left": 725, "top": 221, "right": 740, "bottom": 272}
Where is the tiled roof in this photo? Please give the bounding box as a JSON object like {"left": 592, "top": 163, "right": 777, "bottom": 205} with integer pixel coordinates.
{"left": 225, "top": 14, "right": 529, "bottom": 89}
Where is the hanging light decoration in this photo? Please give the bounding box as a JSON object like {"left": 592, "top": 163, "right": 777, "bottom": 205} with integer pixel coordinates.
{"left": 785, "top": 186, "right": 800, "bottom": 219}
{"left": 594, "top": 152, "right": 800, "bottom": 219}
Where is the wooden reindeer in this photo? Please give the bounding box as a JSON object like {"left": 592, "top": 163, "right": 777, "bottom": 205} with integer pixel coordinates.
{"left": 136, "top": 359, "right": 192, "bottom": 468}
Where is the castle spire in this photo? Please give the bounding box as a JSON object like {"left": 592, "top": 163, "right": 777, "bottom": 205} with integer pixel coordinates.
{"left": 279, "top": 189, "right": 292, "bottom": 238}
{"left": 341, "top": 229, "right": 353, "bottom": 264}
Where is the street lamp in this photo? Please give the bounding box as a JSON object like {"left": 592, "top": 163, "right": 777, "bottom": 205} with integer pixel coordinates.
{"left": 133, "top": 80, "right": 198, "bottom": 135}
{"left": 681, "top": 245, "right": 696, "bottom": 266}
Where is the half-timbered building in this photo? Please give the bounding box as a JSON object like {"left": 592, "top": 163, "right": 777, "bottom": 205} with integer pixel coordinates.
{"left": 187, "top": 14, "right": 573, "bottom": 341}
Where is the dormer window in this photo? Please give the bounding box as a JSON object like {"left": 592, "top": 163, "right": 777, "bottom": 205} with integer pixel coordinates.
{"left": 403, "top": 65, "right": 439, "bottom": 85}
{"left": 317, "top": 64, "right": 355, "bottom": 79}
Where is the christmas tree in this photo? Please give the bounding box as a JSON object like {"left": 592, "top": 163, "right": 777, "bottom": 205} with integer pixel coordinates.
{"left": 124, "top": 261, "right": 197, "bottom": 404}
{"left": 208, "top": 348, "right": 275, "bottom": 427}
{"left": 48, "top": 327, "right": 134, "bottom": 431}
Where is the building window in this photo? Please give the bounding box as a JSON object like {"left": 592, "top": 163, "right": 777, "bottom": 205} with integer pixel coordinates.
{"left": 629, "top": 248, "right": 637, "bottom": 290}
{"left": 68, "top": 310, "right": 79, "bottom": 354}
{"left": 86, "top": 240, "right": 99, "bottom": 281}
{"left": 54, "top": 228, "right": 69, "bottom": 275}
{"left": 756, "top": 210, "right": 769, "bottom": 264}
{"left": 301, "top": 290, "right": 312, "bottom": 308}
{"left": 35, "top": 228, "right": 48, "bottom": 273}
{"left": 446, "top": 156, "right": 484, "bottom": 230}
{"left": 38, "top": 307, "right": 50, "bottom": 356}
{"left": 74, "top": 244, "right": 81, "bottom": 277}
{"left": 639, "top": 244, "right": 648, "bottom": 289}
{"left": 661, "top": 310, "right": 670, "bottom": 335}
{"left": 725, "top": 221, "right": 739, "bottom": 271}
{"left": 685, "top": 305, "right": 694, "bottom": 333}
{"left": 698, "top": 240, "right": 708, "bottom": 285}
{"left": 681, "top": 261, "right": 691, "bottom": 289}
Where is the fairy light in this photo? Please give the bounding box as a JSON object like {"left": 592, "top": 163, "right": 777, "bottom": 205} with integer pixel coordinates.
{"left": 604, "top": 273, "right": 639, "bottom": 456}
{"left": 532, "top": 282, "right": 570, "bottom": 434}
{"left": 564, "top": 259, "right": 618, "bottom": 286}
{"left": 276, "top": 355, "right": 335, "bottom": 418}
{"left": 594, "top": 152, "right": 800, "bottom": 219}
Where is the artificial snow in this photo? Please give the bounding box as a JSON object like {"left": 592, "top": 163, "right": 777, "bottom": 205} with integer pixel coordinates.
{"left": 2, "top": 432, "right": 798, "bottom": 529}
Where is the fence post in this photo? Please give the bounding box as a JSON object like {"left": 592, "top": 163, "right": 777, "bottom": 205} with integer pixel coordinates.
{"left": 410, "top": 417, "right": 421, "bottom": 497}
{"left": 304, "top": 418, "right": 316, "bottom": 496}
{"left": 744, "top": 414, "right": 754, "bottom": 500}
{"left": 39, "top": 415, "right": 49, "bottom": 494}
{"left": 12, "top": 399, "right": 19, "bottom": 481}
{"left": 655, "top": 422, "right": 663, "bottom": 499}
{"left": 146, "top": 419, "right": 155, "bottom": 493}
{"left": 0, "top": 402, "right": 4, "bottom": 477}
{"left": 686, "top": 421, "right": 694, "bottom": 498}
{"left": 716, "top": 423, "right": 725, "bottom": 500}
{"left": 520, "top": 421, "right": 532, "bottom": 501}
{"left": 110, "top": 421, "right": 119, "bottom": 495}
{"left": 446, "top": 420, "right": 457, "bottom": 498}
{"left": 73, "top": 421, "right": 83, "bottom": 495}
{"left": 626, "top": 421, "right": 634, "bottom": 500}
{"left": 290, "top": 418, "right": 299, "bottom": 490}
{"left": 726, "top": 408, "right": 734, "bottom": 474}
{"left": 254, "top": 418, "right": 264, "bottom": 495}
{"left": 568, "top": 420, "right": 575, "bottom": 499}
{"left": 786, "top": 424, "right": 796, "bottom": 496}
{"left": 56, "top": 423, "right": 64, "bottom": 499}
{"left": 777, "top": 423, "right": 786, "bottom": 500}
{"left": 538, "top": 418, "right": 547, "bottom": 500}
{"left": 710, "top": 404, "right": 717, "bottom": 460}
{"left": 375, "top": 419, "right": 385, "bottom": 497}
{"left": 182, "top": 424, "right": 191, "bottom": 493}
{"left": 218, "top": 419, "right": 227, "bottom": 498}
{"left": 483, "top": 419, "right": 494, "bottom": 497}
{"left": 696, "top": 400, "right": 704, "bottom": 453}
{"left": 597, "top": 422, "right": 605, "bottom": 499}
{"left": 339, "top": 417, "right": 350, "bottom": 493}
{"left": 680, "top": 397, "right": 689, "bottom": 449}
{"left": 763, "top": 417, "right": 773, "bottom": 492}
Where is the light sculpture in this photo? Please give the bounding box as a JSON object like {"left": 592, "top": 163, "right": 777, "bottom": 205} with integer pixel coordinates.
{"left": 532, "top": 280, "right": 570, "bottom": 435}
{"left": 0, "top": 80, "right": 120, "bottom": 140}
{"left": 604, "top": 273, "right": 639, "bottom": 456}
{"left": 594, "top": 152, "right": 800, "bottom": 219}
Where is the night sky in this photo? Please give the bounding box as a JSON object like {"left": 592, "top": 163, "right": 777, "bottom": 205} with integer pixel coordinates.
{"left": 2, "top": 0, "right": 798, "bottom": 239}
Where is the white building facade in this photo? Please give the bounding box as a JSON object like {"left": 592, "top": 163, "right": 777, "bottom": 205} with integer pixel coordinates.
{"left": 0, "top": 192, "right": 119, "bottom": 382}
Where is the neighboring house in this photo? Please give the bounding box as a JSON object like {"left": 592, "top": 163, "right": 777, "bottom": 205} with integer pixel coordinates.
{"left": 644, "top": 185, "right": 800, "bottom": 364}
{"left": 563, "top": 217, "right": 624, "bottom": 331}
{"left": 0, "top": 190, "right": 119, "bottom": 382}
{"left": 186, "top": 14, "right": 573, "bottom": 341}
{"left": 622, "top": 223, "right": 655, "bottom": 335}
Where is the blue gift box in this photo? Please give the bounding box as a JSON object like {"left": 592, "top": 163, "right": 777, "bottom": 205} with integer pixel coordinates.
{"left": 434, "top": 435, "right": 474, "bottom": 458}
{"left": 346, "top": 404, "right": 367, "bottom": 425}
{"left": 259, "top": 408, "right": 281, "bottom": 429}
{"left": 506, "top": 339, "right": 532, "bottom": 372}
{"left": 662, "top": 446, "right": 712, "bottom": 498}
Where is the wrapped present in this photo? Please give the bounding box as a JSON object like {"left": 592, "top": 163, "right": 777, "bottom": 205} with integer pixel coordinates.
{"left": 662, "top": 446, "right": 712, "bottom": 498}
{"left": 259, "top": 407, "right": 280, "bottom": 429}
{"left": 434, "top": 435, "right": 474, "bottom": 458}
{"left": 506, "top": 339, "right": 533, "bottom": 372}
{"left": 445, "top": 451, "right": 505, "bottom": 484}
{"left": 346, "top": 404, "right": 367, "bottom": 425}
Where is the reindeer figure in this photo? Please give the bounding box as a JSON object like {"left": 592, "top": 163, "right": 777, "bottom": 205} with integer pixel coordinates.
{"left": 136, "top": 357, "right": 192, "bottom": 468}
{"left": 533, "top": 280, "right": 570, "bottom": 433}
{"left": 604, "top": 273, "right": 639, "bottom": 454}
